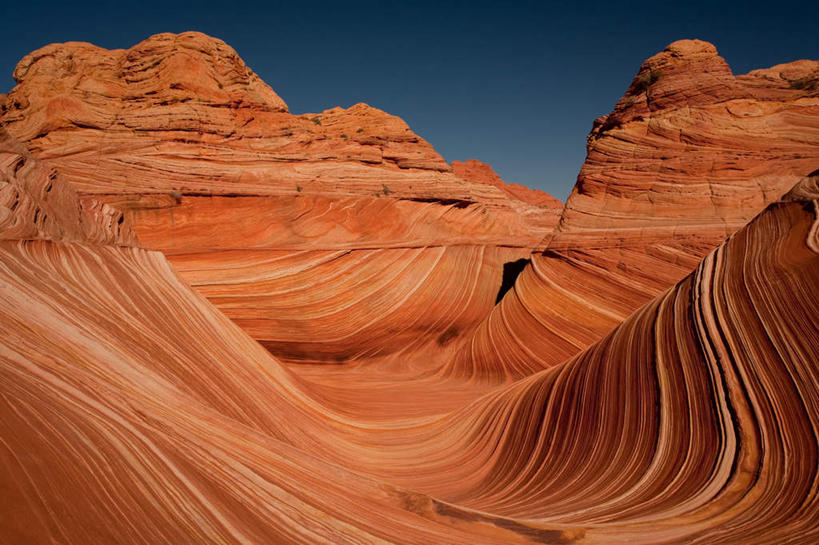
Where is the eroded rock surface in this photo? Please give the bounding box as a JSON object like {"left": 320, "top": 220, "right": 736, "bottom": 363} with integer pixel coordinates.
{"left": 0, "top": 127, "right": 133, "bottom": 244}
{"left": 1, "top": 34, "right": 818, "bottom": 545}
{"left": 449, "top": 39, "right": 819, "bottom": 378}
{"left": 1, "top": 31, "right": 561, "bottom": 363}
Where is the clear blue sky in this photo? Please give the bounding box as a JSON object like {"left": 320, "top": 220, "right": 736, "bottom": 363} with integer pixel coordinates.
{"left": 1, "top": 0, "right": 817, "bottom": 200}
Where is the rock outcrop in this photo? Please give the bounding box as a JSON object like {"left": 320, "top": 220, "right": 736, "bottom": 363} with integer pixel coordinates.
{"left": 1, "top": 171, "right": 816, "bottom": 543}
{"left": 452, "top": 158, "right": 563, "bottom": 244}
{"left": 0, "top": 127, "right": 134, "bottom": 244}
{"left": 570, "top": 39, "right": 818, "bottom": 237}
{"left": 1, "top": 31, "right": 561, "bottom": 364}
{"left": 452, "top": 159, "right": 563, "bottom": 209}
{"left": 1, "top": 33, "right": 818, "bottom": 544}
{"left": 447, "top": 39, "right": 819, "bottom": 379}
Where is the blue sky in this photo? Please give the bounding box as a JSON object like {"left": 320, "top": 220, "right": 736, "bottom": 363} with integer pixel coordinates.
{"left": 1, "top": 0, "right": 817, "bottom": 199}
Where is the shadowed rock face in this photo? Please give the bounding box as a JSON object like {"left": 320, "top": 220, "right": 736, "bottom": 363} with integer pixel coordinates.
{"left": 0, "top": 34, "right": 818, "bottom": 544}
{"left": 446, "top": 39, "right": 819, "bottom": 379}
{"left": 1, "top": 31, "right": 562, "bottom": 364}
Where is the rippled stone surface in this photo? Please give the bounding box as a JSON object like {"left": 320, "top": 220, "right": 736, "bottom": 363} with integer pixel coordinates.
{"left": 1, "top": 31, "right": 563, "bottom": 363}
{"left": 449, "top": 39, "right": 819, "bottom": 378}
{"left": 1, "top": 34, "right": 817, "bottom": 544}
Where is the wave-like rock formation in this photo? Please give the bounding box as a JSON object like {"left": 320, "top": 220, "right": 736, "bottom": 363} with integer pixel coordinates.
{"left": 452, "top": 158, "right": 564, "bottom": 244}
{"left": 1, "top": 240, "right": 516, "bottom": 544}
{"left": 0, "top": 127, "right": 133, "bottom": 244}
{"left": 407, "top": 178, "right": 819, "bottom": 544}
{"left": 0, "top": 31, "right": 564, "bottom": 363}
{"left": 1, "top": 33, "right": 818, "bottom": 544}
{"left": 449, "top": 39, "right": 819, "bottom": 379}
{"left": 0, "top": 129, "right": 525, "bottom": 543}
{"left": 2, "top": 110, "right": 817, "bottom": 541}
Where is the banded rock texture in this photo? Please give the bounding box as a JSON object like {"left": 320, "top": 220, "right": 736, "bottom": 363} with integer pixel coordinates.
{"left": 452, "top": 159, "right": 563, "bottom": 209}
{"left": 1, "top": 137, "right": 817, "bottom": 542}
{"left": 0, "top": 31, "right": 562, "bottom": 364}
{"left": 2, "top": 32, "right": 818, "bottom": 545}
{"left": 0, "top": 132, "right": 530, "bottom": 543}
{"left": 0, "top": 127, "right": 134, "bottom": 245}
{"left": 448, "top": 39, "right": 819, "bottom": 379}
{"left": 452, "top": 158, "right": 564, "bottom": 244}
{"left": 0, "top": 240, "right": 537, "bottom": 545}
{"left": 401, "top": 176, "right": 819, "bottom": 544}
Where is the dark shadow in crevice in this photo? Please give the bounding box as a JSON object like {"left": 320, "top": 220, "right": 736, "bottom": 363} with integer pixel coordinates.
{"left": 401, "top": 197, "right": 475, "bottom": 208}
{"left": 495, "top": 258, "right": 530, "bottom": 304}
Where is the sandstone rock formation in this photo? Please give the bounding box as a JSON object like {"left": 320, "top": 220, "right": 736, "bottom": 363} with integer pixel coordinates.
{"left": 1, "top": 131, "right": 817, "bottom": 542}
{"left": 1, "top": 33, "right": 818, "bottom": 544}
{"left": 452, "top": 158, "right": 563, "bottom": 244}
{"left": 1, "top": 31, "right": 562, "bottom": 364}
{"left": 446, "top": 39, "right": 819, "bottom": 379}
{"left": 452, "top": 158, "right": 563, "bottom": 209}
{"left": 0, "top": 127, "right": 133, "bottom": 244}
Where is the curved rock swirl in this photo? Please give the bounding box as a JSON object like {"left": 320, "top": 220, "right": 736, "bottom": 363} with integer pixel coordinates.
{"left": 0, "top": 240, "right": 547, "bottom": 545}
{"left": 0, "top": 31, "right": 561, "bottom": 365}
{"left": 446, "top": 39, "right": 819, "bottom": 380}
{"left": 0, "top": 127, "right": 133, "bottom": 245}
{"left": 2, "top": 121, "right": 817, "bottom": 543}
{"left": 171, "top": 244, "right": 529, "bottom": 365}
{"left": 404, "top": 179, "right": 819, "bottom": 545}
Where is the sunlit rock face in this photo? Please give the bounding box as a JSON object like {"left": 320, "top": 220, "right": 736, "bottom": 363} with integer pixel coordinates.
{"left": 1, "top": 133, "right": 817, "bottom": 543}
{"left": 451, "top": 158, "right": 564, "bottom": 246}
{"left": 445, "top": 39, "right": 819, "bottom": 379}
{"left": 1, "top": 31, "right": 562, "bottom": 364}
{"left": 570, "top": 39, "right": 818, "bottom": 235}
{"left": 0, "top": 127, "right": 134, "bottom": 244}
{"left": 1, "top": 33, "right": 818, "bottom": 544}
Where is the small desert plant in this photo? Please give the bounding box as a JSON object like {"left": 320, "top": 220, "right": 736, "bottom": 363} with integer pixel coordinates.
{"left": 356, "top": 128, "right": 364, "bottom": 133}
{"left": 340, "top": 133, "right": 348, "bottom": 139}
{"left": 634, "top": 69, "right": 661, "bottom": 93}
{"left": 382, "top": 184, "right": 391, "bottom": 195}
{"left": 593, "top": 116, "right": 623, "bottom": 139}
{"left": 296, "top": 185, "right": 303, "bottom": 193}
{"left": 310, "top": 116, "right": 321, "bottom": 125}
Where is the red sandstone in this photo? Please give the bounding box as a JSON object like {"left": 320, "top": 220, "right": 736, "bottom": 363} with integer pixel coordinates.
{"left": 0, "top": 33, "right": 817, "bottom": 544}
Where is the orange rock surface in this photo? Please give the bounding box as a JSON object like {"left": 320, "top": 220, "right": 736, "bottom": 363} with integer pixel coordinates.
{"left": 452, "top": 158, "right": 563, "bottom": 209}
{"left": 452, "top": 158, "right": 563, "bottom": 243}
{"left": 1, "top": 31, "right": 562, "bottom": 363}
{"left": 1, "top": 126, "right": 817, "bottom": 542}
{"left": 448, "top": 39, "right": 819, "bottom": 378}
{"left": 1, "top": 33, "right": 818, "bottom": 544}
{"left": 0, "top": 127, "right": 133, "bottom": 244}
